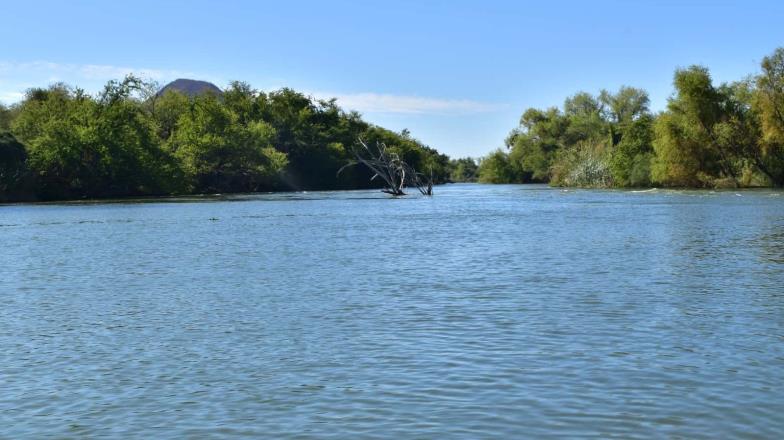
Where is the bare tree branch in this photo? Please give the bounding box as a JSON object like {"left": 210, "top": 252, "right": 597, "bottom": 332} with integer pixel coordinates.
{"left": 338, "top": 138, "right": 433, "bottom": 196}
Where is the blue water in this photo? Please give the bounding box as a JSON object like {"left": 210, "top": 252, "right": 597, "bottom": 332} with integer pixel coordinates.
{"left": 1, "top": 184, "right": 783, "bottom": 438}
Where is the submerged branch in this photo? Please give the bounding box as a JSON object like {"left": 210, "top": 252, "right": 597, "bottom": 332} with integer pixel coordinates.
{"left": 338, "top": 138, "right": 434, "bottom": 196}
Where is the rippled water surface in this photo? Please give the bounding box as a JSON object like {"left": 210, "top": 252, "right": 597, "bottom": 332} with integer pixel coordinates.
{"left": 2, "top": 184, "right": 784, "bottom": 438}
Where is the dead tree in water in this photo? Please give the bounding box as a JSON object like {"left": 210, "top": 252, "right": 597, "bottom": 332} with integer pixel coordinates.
{"left": 339, "top": 138, "right": 433, "bottom": 196}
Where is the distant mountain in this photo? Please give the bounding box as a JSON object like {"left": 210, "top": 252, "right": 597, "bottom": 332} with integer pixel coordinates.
{"left": 157, "top": 79, "right": 222, "bottom": 98}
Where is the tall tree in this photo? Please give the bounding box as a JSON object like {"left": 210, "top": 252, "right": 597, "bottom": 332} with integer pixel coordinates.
{"left": 652, "top": 66, "right": 742, "bottom": 186}
{"left": 169, "top": 94, "right": 286, "bottom": 193}
{"left": 753, "top": 48, "right": 784, "bottom": 186}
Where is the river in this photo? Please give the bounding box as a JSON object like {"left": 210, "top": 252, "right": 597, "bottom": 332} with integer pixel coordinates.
{"left": 1, "top": 184, "right": 783, "bottom": 438}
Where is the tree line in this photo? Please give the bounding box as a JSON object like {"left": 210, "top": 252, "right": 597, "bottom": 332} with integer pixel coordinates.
{"left": 7, "top": 48, "right": 784, "bottom": 202}
{"left": 477, "top": 47, "right": 784, "bottom": 188}
{"left": 0, "top": 78, "right": 452, "bottom": 202}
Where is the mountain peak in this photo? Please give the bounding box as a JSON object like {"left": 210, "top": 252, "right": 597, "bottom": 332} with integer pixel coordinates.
{"left": 157, "top": 79, "right": 222, "bottom": 98}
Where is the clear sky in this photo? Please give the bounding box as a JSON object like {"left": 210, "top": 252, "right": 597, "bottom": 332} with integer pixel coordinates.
{"left": 1, "top": 0, "right": 783, "bottom": 158}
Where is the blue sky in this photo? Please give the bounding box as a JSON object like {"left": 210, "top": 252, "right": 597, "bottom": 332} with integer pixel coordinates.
{"left": 1, "top": 0, "right": 783, "bottom": 157}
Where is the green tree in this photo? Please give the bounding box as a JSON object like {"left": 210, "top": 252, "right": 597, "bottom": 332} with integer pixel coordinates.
{"left": 753, "top": 48, "right": 784, "bottom": 186}
{"left": 652, "top": 66, "right": 775, "bottom": 187}
{"left": 506, "top": 107, "right": 568, "bottom": 182}
{"left": 562, "top": 92, "right": 606, "bottom": 145}
{"left": 609, "top": 115, "right": 654, "bottom": 186}
{"left": 0, "top": 132, "right": 31, "bottom": 200}
{"left": 152, "top": 90, "right": 190, "bottom": 141}
{"left": 600, "top": 87, "right": 650, "bottom": 125}
{"left": 449, "top": 157, "right": 479, "bottom": 182}
{"left": 91, "top": 76, "right": 184, "bottom": 195}
{"left": 4, "top": 77, "right": 454, "bottom": 200}
{"left": 478, "top": 149, "right": 519, "bottom": 183}
{"left": 169, "top": 94, "right": 286, "bottom": 193}
{"left": 223, "top": 81, "right": 260, "bottom": 124}
{"left": 259, "top": 89, "right": 355, "bottom": 189}
{"left": 12, "top": 77, "right": 181, "bottom": 199}
{"left": 652, "top": 67, "right": 729, "bottom": 186}
{"left": 12, "top": 84, "right": 101, "bottom": 198}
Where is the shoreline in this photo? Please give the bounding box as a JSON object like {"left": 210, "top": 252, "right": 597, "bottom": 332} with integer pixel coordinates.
{"left": 4, "top": 182, "right": 783, "bottom": 206}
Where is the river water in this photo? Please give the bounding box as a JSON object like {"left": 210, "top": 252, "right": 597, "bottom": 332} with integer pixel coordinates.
{"left": 1, "top": 184, "right": 783, "bottom": 438}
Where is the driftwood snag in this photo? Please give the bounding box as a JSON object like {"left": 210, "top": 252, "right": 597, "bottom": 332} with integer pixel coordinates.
{"left": 339, "top": 138, "right": 433, "bottom": 196}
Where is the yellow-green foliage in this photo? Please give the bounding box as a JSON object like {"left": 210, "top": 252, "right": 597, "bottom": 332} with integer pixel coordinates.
{"left": 752, "top": 48, "right": 784, "bottom": 185}
{"left": 492, "top": 49, "right": 784, "bottom": 188}
{"left": 651, "top": 112, "right": 707, "bottom": 187}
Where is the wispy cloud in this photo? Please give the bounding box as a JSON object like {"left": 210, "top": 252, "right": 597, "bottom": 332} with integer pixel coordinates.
{"left": 0, "top": 61, "right": 506, "bottom": 115}
{"left": 313, "top": 91, "right": 507, "bottom": 115}
{"left": 0, "top": 91, "right": 24, "bottom": 103}
{"left": 0, "top": 61, "right": 196, "bottom": 82}
{"left": 0, "top": 61, "right": 208, "bottom": 104}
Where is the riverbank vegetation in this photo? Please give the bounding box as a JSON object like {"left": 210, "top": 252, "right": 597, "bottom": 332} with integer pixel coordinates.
{"left": 6, "top": 47, "right": 784, "bottom": 202}
{"left": 479, "top": 47, "right": 784, "bottom": 188}
{"left": 0, "top": 79, "right": 450, "bottom": 202}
